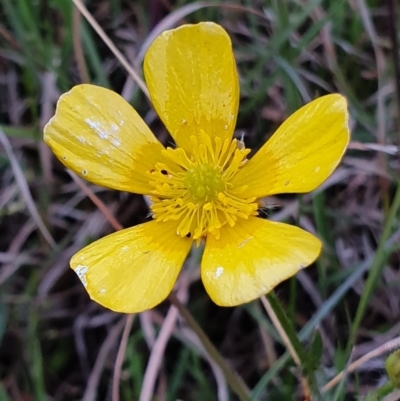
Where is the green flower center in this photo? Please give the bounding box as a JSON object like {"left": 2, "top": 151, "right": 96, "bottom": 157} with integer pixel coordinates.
{"left": 183, "top": 164, "right": 225, "bottom": 201}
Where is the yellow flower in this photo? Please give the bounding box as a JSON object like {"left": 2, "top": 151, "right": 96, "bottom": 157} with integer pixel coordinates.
{"left": 44, "top": 22, "right": 350, "bottom": 313}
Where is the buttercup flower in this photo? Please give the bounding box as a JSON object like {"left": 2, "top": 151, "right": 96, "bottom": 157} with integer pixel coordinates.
{"left": 44, "top": 22, "right": 350, "bottom": 313}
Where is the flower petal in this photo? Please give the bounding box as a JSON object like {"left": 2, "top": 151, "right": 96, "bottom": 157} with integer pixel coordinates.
{"left": 144, "top": 22, "right": 239, "bottom": 153}
{"left": 201, "top": 217, "right": 321, "bottom": 306}
{"left": 44, "top": 84, "right": 166, "bottom": 194}
{"left": 71, "top": 220, "right": 193, "bottom": 313}
{"left": 231, "top": 94, "right": 350, "bottom": 198}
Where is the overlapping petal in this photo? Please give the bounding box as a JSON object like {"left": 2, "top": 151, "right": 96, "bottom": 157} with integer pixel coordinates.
{"left": 144, "top": 22, "right": 239, "bottom": 153}
{"left": 201, "top": 217, "right": 321, "bottom": 306}
{"left": 44, "top": 84, "right": 166, "bottom": 194}
{"left": 70, "top": 220, "right": 193, "bottom": 313}
{"left": 231, "top": 94, "right": 350, "bottom": 198}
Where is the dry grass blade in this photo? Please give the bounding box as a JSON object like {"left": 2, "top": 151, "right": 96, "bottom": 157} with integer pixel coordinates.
{"left": 0, "top": 221, "right": 35, "bottom": 285}
{"left": 260, "top": 295, "right": 312, "bottom": 401}
{"left": 383, "top": 391, "right": 400, "bottom": 401}
{"left": 112, "top": 314, "right": 135, "bottom": 401}
{"left": 68, "top": 171, "right": 123, "bottom": 231}
{"left": 348, "top": 141, "right": 399, "bottom": 155}
{"left": 0, "top": 128, "right": 56, "bottom": 248}
{"left": 72, "top": 5, "right": 90, "bottom": 83}
{"left": 322, "top": 335, "right": 400, "bottom": 392}
{"left": 180, "top": 326, "right": 229, "bottom": 401}
{"left": 136, "top": 2, "right": 210, "bottom": 63}
{"left": 354, "top": 0, "right": 389, "bottom": 209}
{"left": 82, "top": 317, "right": 126, "bottom": 401}
{"left": 354, "top": 0, "right": 386, "bottom": 147}
{"left": 387, "top": 0, "right": 400, "bottom": 139}
{"left": 136, "top": 2, "right": 269, "bottom": 64}
{"left": 71, "top": 0, "right": 149, "bottom": 97}
{"left": 139, "top": 312, "right": 156, "bottom": 349}
{"left": 39, "top": 72, "right": 58, "bottom": 191}
{"left": 139, "top": 272, "right": 189, "bottom": 401}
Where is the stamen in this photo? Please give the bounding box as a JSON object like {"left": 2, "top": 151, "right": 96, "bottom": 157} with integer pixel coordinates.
{"left": 149, "top": 133, "right": 258, "bottom": 240}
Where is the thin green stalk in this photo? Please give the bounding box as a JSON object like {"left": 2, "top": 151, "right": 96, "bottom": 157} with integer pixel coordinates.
{"left": 168, "top": 293, "right": 252, "bottom": 401}
{"left": 266, "top": 293, "right": 308, "bottom": 363}
{"left": 265, "top": 292, "right": 322, "bottom": 400}
{"left": 252, "top": 230, "right": 400, "bottom": 399}
{"left": 261, "top": 294, "right": 312, "bottom": 400}
{"left": 363, "top": 382, "right": 393, "bottom": 400}
{"left": 312, "top": 191, "right": 333, "bottom": 297}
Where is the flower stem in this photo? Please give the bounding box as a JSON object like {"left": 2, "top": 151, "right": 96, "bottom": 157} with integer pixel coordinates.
{"left": 168, "top": 293, "right": 252, "bottom": 401}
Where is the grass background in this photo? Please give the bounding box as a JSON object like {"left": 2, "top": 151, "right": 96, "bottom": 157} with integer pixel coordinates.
{"left": 1, "top": 0, "right": 400, "bottom": 400}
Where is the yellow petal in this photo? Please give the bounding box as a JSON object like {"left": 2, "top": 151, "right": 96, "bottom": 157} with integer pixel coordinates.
{"left": 144, "top": 22, "right": 239, "bottom": 153}
{"left": 44, "top": 84, "right": 166, "bottom": 194}
{"left": 71, "top": 220, "right": 192, "bottom": 313}
{"left": 201, "top": 217, "right": 321, "bottom": 306}
{"left": 231, "top": 94, "right": 350, "bottom": 198}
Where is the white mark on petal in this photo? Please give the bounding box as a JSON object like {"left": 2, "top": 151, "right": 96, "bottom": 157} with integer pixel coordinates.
{"left": 112, "top": 138, "right": 121, "bottom": 147}
{"left": 239, "top": 236, "right": 253, "bottom": 248}
{"left": 314, "top": 166, "right": 320, "bottom": 173}
{"left": 85, "top": 118, "right": 109, "bottom": 139}
{"left": 224, "top": 124, "right": 228, "bottom": 130}
{"left": 111, "top": 123, "right": 119, "bottom": 132}
{"left": 75, "top": 265, "right": 89, "bottom": 287}
{"left": 99, "top": 287, "right": 106, "bottom": 294}
{"left": 97, "top": 149, "right": 110, "bottom": 157}
{"left": 121, "top": 245, "right": 130, "bottom": 252}
{"left": 214, "top": 266, "right": 224, "bottom": 279}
